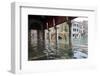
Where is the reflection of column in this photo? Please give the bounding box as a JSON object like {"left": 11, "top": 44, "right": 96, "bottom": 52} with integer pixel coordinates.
{"left": 41, "top": 24, "right": 45, "bottom": 49}
{"left": 45, "top": 30, "right": 47, "bottom": 49}
{"left": 37, "top": 30, "right": 40, "bottom": 50}
{"left": 57, "top": 26, "right": 59, "bottom": 49}
{"left": 67, "top": 18, "right": 72, "bottom": 49}
{"left": 46, "top": 22, "right": 50, "bottom": 48}
{"left": 36, "top": 24, "right": 45, "bottom": 51}
{"left": 53, "top": 18, "right": 57, "bottom": 50}
{"left": 43, "top": 30, "right": 45, "bottom": 49}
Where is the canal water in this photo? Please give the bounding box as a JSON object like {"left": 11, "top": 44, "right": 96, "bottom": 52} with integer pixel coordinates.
{"left": 29, "top": 36, "right": 88, "bottom": 60}
{"left": 72, "top": 36, "right": 88, "bottom": 59}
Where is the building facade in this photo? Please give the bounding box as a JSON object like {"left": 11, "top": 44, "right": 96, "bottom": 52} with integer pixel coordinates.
{"left": 71, "top": 20, "right": 88, "bottom": 39}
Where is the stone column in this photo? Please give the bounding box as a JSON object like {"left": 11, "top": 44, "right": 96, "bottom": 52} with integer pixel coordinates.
{"left": 66, "top": 17, "right": 72, "bottom": 50}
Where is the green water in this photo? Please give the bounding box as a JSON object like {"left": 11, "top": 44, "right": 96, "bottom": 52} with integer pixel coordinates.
{"left": 73, "top": 36, "right": 88, "bottom": 45}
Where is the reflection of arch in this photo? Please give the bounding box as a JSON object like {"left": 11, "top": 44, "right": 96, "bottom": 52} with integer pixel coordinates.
{"left": 59, "top": 32, "right": 68, "bottom": 40}
{"left": 50, "top": 32, "right": 68, "bottom": 41}
{"left": 28, "top": 19, "right": 45, "bottom": 52}
{"left": 51, "top": 33, "right": 56, "bottom": 43}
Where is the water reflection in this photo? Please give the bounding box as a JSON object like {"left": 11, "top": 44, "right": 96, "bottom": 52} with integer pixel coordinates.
{"left": 29, "top": 30, "right": 88, "bottom": 60}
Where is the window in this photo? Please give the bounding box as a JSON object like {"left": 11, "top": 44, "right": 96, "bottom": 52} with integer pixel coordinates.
{"left": 73, "top": 28, "right": 76, "bottom": 31}
{"left": 74, "top": 24, "right": 76, "bottom": 26}
{"left": 77, "top": 29, "right": 78, "bottom": 32}
{"left": 77, "top": 24, "right": 78, "bottom": 27}
{"left": 73, "top": 34, "right": 75, "bottom": 37}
